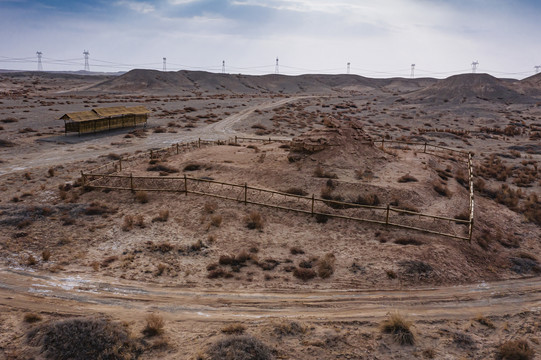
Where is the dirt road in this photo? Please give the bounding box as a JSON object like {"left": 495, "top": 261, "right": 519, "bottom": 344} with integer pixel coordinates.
{"left": 0, "top": 96, "right": 306, "bottom": 176}
{"left": 1, "top": 268, "right": 540, "bottom": 323}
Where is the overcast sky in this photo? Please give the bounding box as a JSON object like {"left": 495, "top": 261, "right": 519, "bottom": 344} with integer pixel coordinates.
{"left": 0, "top": 0, "right": 539, "bottom": 78}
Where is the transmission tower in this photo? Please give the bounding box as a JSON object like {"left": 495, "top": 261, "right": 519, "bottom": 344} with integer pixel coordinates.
{"left": 36, "top": 51, "right": 43, "bottom": 71}
{"left": 83, "top": 50, "right": 90, "bottom": 72}
{"left": 471, "top": 60, "right": 479, "bottom": 73}
{"left": 162, "top": 57, "right": 166, "bottom": 71}
{"left": 347, "top": 62, "right": 350, "bottom": 74}
{"left": 222, "top": 60, "right": 225, "bottom": 74}
{"left": 275, "top": 57, "right": 279, "bottom": 74}
{"left": 410, "top": 64, "right": 415, "bottom": 79}
{"left": 535, "top": 65, "right": 541, "bottom": 74}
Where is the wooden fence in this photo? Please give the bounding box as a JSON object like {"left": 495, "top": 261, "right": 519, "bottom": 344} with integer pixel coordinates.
{"left": 82, "top": 136, "right": 474, "bottom": 242}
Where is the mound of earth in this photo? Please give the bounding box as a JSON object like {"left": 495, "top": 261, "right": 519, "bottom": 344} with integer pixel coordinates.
{"left": 288, "top": 117, "right": 379, "bottom": 167}
{"left": 517, "top": 72, "right": 541, "bottom": 96}
{"left": 408, "top": 73, "right": 530, "bottom": 104}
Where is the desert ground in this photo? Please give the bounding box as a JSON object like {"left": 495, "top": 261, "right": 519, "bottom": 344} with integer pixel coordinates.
{"left": 0, "top": 69, "right": 540, "bottom": 359}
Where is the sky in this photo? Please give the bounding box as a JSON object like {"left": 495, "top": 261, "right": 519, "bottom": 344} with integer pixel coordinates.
{"left": 0, "top": 0, "right": 540, "bottom": 78}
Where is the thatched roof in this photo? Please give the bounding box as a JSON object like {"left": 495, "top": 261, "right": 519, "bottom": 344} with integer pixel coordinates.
{"left": 59, "top": 106, "right": 150, "bottom": 122}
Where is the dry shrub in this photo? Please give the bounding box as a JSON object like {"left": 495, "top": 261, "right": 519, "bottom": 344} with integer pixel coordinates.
{"left": 245, "top": 211, "right": 264, "bottom": 230}
{"left": 204, "top": 201, "right": 217, "bottom": 214}
{"left": 142, "top": 314, "right": 165, "bottom": 337}
{"left": 135, "top": 191, "right": 149, "bottom": 204}
{"left": 355, "top": 194, "right": 380, "bottom": 206}
{"left": 17, "top": 219, "right": 33, "bottom": 229}
{"left": 293, "top": 267, "right": 316, "bottom": 281}
{"left": 399, "top": 260, "right": 433, "bottom": 276}
{"left": 455, "top": 169, "right": 469, "bottom": 187}
{"left": 317, "top": 253, "right": 336, "bottom": 279}
{"left": 394, "top": 238, "right": 423, "bottom": 246}
{"left": 26, "top": 317, "right": 140, "bottom": 360}
{"left": 147, "top": 163, "right": 179, "bottom": 173}
{"left": 315, "top": 213, "right": 329, "bottom": 223}
{"left": 47, "top": 167, "right": 55, "bottom": 177}
{"left": 156, "top": 264, "right": 166, "bottom": 276}
{"left": 284, "top": 187, "right": 308, "bottom": 196}
{"left": 26, "top": 254, "right": 37, "bottom": 266}
{"left": 474, "top": 314, "right": 495, "bottom": 329}
{"left": 183, "top": 163, "right": 201, "bottom": 171}
{"left": 495, "top": 339, "right": 535, "bottom": 360}
{"left": 122, "top": 215, "right": 134, "bottom": 231}
{"left": 398, "top": 174, "right": 418, "bottom": 183}
{"left": 221, "top": 323, "right": 246, "bottom": 335}
{"left": 433, "top": 182, "right": 451, "bottom": 197}
{"left": 381, "top": 312, "right": 415, "bottom": 345}
{"left": 41, "top": 249, "right": 51, "bottom": 262}
{"left": 206, "top": 335, "right": 273, "bottom": 360}
{"left": 135, "top": 215, "right": 145, "bottom": 228}
{"left": 101, "top": 256, "right": 118, "bottom": 268}
{"left": 290, "top": 246, "right": 305, "bottom": 255}
{"left": 314, "top": 165, "right": 338, "bottom": 179}
{"left": 211, "top": 214, "right": 223, "bottom": 227}
{"left": 273, "top": 320, "right": 305, "bottom": 336}
{"left": 85, "top": 201, "right": 116, "bottom": 216}
{"left": 152, "top": 209, "right": 169, "bottom": 222}
{"left": 24, "top": 313, "right": 42, "bottom": 323}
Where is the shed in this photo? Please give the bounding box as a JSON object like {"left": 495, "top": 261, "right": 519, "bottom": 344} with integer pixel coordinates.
{"left": 60, "top": 106, "right": 150, "bottom": 135}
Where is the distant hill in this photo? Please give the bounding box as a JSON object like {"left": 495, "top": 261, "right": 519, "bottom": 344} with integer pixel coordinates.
{"left": 516, "top": 72, "right": 541, "bottom": 96}
{"left": 87, "top": 69, "right": 437, "bottom": 95}
{"left": 407, "top": 73, "right": 531, "bottom": 104}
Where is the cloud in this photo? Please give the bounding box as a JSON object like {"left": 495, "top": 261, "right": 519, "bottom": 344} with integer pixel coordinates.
{"left": 116, "top": 0, "right": 155, "bottom": 14}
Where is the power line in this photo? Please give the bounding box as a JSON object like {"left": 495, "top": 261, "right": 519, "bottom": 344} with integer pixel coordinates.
{"left": 275, "top": 57, "right": 279, "bottom": 75}
{"left": 471, "top": 60, "right": 479, "bottom": 74}
{"left": 410, "top": 64, "right": 415, "bottom": 79}
{"left": 163, "top": 57, "right": 166, "bottom": 72}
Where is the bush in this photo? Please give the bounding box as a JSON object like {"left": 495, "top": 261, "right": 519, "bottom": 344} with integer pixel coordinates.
{"left": 381, "top": 312, "right": 415, "bottom": 345}
{"left": 398, "top": 174, "right": 418, "bottom": 183}
{"left": 211, "top": 214, "right": 223, "bottom": 227}
{"left": 317, "top": 253, "right": 336, "bottom": 279}
{"left": 147, "top": 164, "right": 179, "bottom": 173}
{"left": 84, "top": 202, "right": 115, "bottom": 216}
{"left": 433, "top": 182, "right": 451, "bottom": 197}
{"left": 314, "top": 165, "right": 338, "bottom": 179}
{"left": 135, "top": 191, "right": 149, "bottom": 204}
{"left": 394, "top": 238, "right": 423, "bottom": 246}
{"left": 221, "top": 323, "right": 246, "bottom": 335}
{"left": 284, "top": 187, "right": 308, "bottom": 196}
{"left": 245, "top": 211, "right": 264, "bottom": 230}
{"left": 26, "top": 317, "right": 140, "bottom": 360}
{"left": 273, "top": 320, "right": 305, "bottom": 336}
{"left": 183, "top": 163, "right": 201, "bottom": 171}
{"left": 290, "top": 246, "right": 305, "bottom": 255}
{"left": 122, "top": 215, "right": 134, "bottom": 231}
{"left": 206, "top": 335, "right": 273, "bottom": 360}
{"left": 42, "top": 249, "right": 51, "bottom": 262}
{"left": 152, "top": 209, "right": 169, "bottom": 222}
{"left": 142, "top": 314, "right": 164, "bottom": 337}
{"left": 293, "top": 267, "right": 316, "bottom": 281}
{"left": 495, "top": 339, "right": 535, "bottom": 360}
{"left": 24, "top": 313, "right": 42, "bottom": 323}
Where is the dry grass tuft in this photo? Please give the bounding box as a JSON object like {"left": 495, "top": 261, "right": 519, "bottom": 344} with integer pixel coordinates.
{"left": 245, "top": 211, "right": 264, "bottom": 230}
{"left": 152, "top": 209, "right": 169, "bottom": 222}
{"left": 221, "top": 323, "right": 246, "bottom": 335}
{"left": 381, "top": 312, "right": 415, "bottom": 345}
{"left": 273, "top": 320, "right": 306, "bottom": 336}
{"left": 24, "top": 313, "right": 42, "bottom": 323}
{"left": 210, "top": 214, "right": 223, "bottom": 227}
{"left": 495, "top": 339, "right": 535, "bottom": 360}
{"left": 41, "top": 249, "right": 51, "bottom": 262}
{"left": 142, "top": 314, "right": 165, "bottom": 337}
{"left": 293, "top": 267, "right": 316, "bottom": 281}
{"left": 204, "top": 201, "right": 217, "bottom": 214}
{"left": 135, "top": 191, "right": 149, "bottom": 204}
{"left": 317, "top": 253, "right": 336, "bottom": 279}
{"left": 398, "top": 174, "right": 418, "bottom": 183}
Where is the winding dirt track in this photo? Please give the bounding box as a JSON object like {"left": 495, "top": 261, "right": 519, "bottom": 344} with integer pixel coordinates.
{"left": 1, "top": 268, "right": 540, "bottom": 323}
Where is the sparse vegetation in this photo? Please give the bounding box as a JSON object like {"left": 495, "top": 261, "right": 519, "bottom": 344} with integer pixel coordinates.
{"left": 398, "top": 174, "right": 418, "bottom": 183}
{"left": 142, "top": 314, "right": 165, "bottom": 337}
{"left": 381, "top": 312, "right": 415, "bottom": 345}
{"left": 221, "top": 323, "right": 246, "bottom": 335}
{"left": 206, "top": 335, "right": 273, "bottom": 360}
{"left": 135, "top": 191, "right": 149, "bottom": 204}
{"left": 495, "top": 339, "right": 535, "bottom": 360}
{"left": 245, "top": 211, "right": 264, "bottom": 230}
{"left": 316, "top": 253, "right": 336, "bottom": 279}
{"left": 152, "top": 209, "right": 169, "bottom": 222}
{"left": 27, "top": 317, "right": 140, "bottom": 360}
{"left": 24, "top": 312, "right": 42, "bottom": 323}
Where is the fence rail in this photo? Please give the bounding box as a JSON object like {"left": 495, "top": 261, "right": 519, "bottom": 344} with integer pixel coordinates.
{"left": 82, "top": 136, "right": 474, "bottom": 242}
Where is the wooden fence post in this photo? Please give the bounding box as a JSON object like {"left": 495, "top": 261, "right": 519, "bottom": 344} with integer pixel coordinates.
{"left": 119, "top": 158, "right": 122, "bottom": 172}
{"left": 311, "top": 194, "right": 315, "bottom": 215}
{"left": 244, "top": 183, "right": 248, "bottom": 204}
{"left": 184, "top": 174, "right": 188, "bottom": 196}
{"left": 198, "top": 138, "right": 201, "bottom": 148}
{"left": 235, "top": 136, "right": 238, "bottom": 145}
{"left": 176, "top": 143, "right": 179, "bottom": 154}
{"left": 381, "top": 138, "right": 385, "bottom": 150}
{"left": 130, "top": 173, "right": 134, "bottom": 192}
{"left": 150, "top": 150, "right": 153, "bottom": 159}
{"left": 81, "top": 171, "right": 85, "bottom": 186}
{"left": 424, "top": 142, "right": 427, "bottom": 153}
{"left": 385, "top": 205, "right": 390, "bottom": 225}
